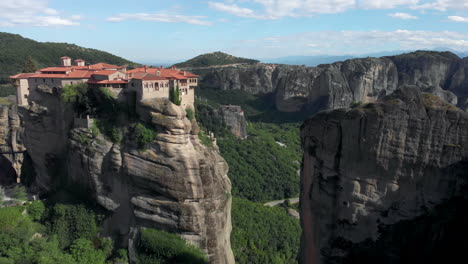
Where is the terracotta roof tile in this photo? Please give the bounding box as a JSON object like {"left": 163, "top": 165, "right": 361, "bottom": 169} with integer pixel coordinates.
{"left": 10, "top": 73, "right": 37, "bottom": 79}
{"left": 92, "top": 70, "right": 119, "bottom": 76}
{"left": 127, "top": 68, "right": 198, "bottom": 80}
{"left": 130, "top": 72, "right": 169, "bottom": 80}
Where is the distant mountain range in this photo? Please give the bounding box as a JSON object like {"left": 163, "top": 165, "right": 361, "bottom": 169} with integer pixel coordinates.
{"left": 0, "top": 32, "right": 139, "bottom": 83}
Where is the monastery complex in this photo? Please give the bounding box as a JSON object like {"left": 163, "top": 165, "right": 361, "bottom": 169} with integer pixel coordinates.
{"left": 10, "top": 56, "right": 198, "bottom": 109}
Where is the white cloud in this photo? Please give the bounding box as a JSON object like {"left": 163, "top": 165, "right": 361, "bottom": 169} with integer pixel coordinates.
{"left": 209, "top": 0, "right": 467, "bottom": 19}
{"left": 388, "top": 12, "right": 419, "bottom": 19}
{"left": 0, "top": 0, "right": 80, "bottom": 27}
{"left": 360, "top": 0, "right": 420, "bottom": 9}
{"left": 448, "top": 15, "right": 468, "bottom": 22}
{"left": 107, "top": 13, "right": 212, "bottom": 25}
{"left": 235, "top": 30, "right": 468, "bottom": 58}
{"left": 413, "top": 0, "right": 468, "bottom": 10}
{"left": 209, "top": 0, "right": 356, "bottom": 19}
{"left": 208, "top": 2, "right": 259, "bottom": 18}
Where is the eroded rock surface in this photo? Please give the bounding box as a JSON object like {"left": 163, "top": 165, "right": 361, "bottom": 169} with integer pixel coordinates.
{"left": 300, "top": 86, "right": 468, "bottom": 263}
{"left": 197, "top": 51, "right": 466, "bottom": 113}
{"left": 22, "top": 90, "right": 234, "bottom": 264}
{"left": 0, "top": 105, "right": 25, "bottom": 184}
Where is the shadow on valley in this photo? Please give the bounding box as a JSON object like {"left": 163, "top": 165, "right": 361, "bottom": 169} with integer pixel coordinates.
{"left": 196, "top": 86, "right": 312, "bottom": 123}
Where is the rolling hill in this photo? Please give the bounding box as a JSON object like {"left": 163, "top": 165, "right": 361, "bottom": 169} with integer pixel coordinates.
{"left": 173, "top": 51, "right": 259, "bottom": 68}
{"left": 0, "top": 32, "right": 139, "bottom": 83}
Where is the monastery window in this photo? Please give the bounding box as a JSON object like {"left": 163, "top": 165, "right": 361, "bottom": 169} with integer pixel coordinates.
{"left": 43, "top": 79, "right": 45, "bottom": 82}
{"left": 149, "top": 83, "right": 153, "bottom": 88}
{"left": 131, "top": 82, "right": 134, "bottom": 87}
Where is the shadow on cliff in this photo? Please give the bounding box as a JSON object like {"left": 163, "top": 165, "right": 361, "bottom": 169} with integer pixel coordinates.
{"left": 331, "top": 160, "right": 468, "bottom": 264}
{"left": 0, "top": 155, "right": 17, "bottom": 185}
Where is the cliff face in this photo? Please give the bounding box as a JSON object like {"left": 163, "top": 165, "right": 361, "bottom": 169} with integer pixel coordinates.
{"left": 220, "top": 105, "right": 247, "bottom": 139}
{"left": 0, "top": 105, "right": 25, "bottom": 185}
{"left": 21, "top": 89, "right": 234, "bottom": 263}
{"left": 197, "top": 51, "right": 465, "bottom": 113}
{"left": 299, "top": 86, "right": 468, "bottom": 263}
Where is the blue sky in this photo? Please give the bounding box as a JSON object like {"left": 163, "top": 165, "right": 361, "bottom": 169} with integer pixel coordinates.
{"left": 0, "top": 0, "right": 467, "bottom": 63}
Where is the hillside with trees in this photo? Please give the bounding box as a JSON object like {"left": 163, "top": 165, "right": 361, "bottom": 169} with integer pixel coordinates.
{"left": 0, "top": 32, "right": 139, "bottom": 83}
{"left": 195, "top": 86, "right": 305, "bottom": 263}
{"left": 174, "top": 52, "right": 259, "bottom": 68}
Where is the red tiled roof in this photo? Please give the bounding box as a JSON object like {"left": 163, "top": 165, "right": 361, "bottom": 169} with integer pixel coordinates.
{"left": 92, "top": 70, "right": 119, "bottom": 76}
{"left": 130, "top": 72, "right": 169, "bottom": 81}
{"left": 39, "top": 67, "right": 70, "bottom": 72}
{"left": 127, "top": 67, "right": 198, "bottom": 80}
{"left": 89, "top": 63, "right": 124, "bottom": 70}
{"left": 10, "top": 73, "right": 37, "bottom": 79}
{"left": 88, "top": 80, "right": 128, "bottom": 84}
{"left": 33, "top": 70, "right": 94, "bottom": 79}
{"left": 60, "top": 56, "right": 71, "bottom": 59}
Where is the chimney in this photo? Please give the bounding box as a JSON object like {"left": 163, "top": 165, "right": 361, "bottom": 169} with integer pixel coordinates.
{"left": 60, "top": 56, "right": 71, "bottom": 67}
{"left": 183, "top": 71, "right": 186, "bottom": 76}
{"left": 157, "top": 71, "right": 161, "bottom": 77}
{"left": 160, "top": 65, "right": 164, "bottom": 69}
{"left": 75, "top": 59, "right": 85, "bottom": 66}
{"left": 144, "top": 65, "right": 147, "bottom": 72}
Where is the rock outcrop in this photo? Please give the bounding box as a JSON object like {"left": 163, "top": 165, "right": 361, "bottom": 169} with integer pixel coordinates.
{"left": 197, "top": 51, "right": 466, "bottom": 113}
{"left": 220, "top": 105, "right": 247, "bottom": 139}
{"left": 299, "top": 86, "right": 468, "bottom": 263}
{"left": 22, "top": 89, "right": 234, "bottom": 263}
{"left": 0, "top": 104, "right": 25, "bottom": 184}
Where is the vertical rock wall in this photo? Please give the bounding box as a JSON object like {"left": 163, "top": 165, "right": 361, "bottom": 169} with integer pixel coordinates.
{"left": 300, "top": 86, "right": 468, "bottom": 263}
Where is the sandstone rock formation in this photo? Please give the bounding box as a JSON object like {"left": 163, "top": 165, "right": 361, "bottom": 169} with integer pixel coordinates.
{"left": 0, "top": 104, "right": 25, "bottom": 184}
{"left": 220, "top": 105, "right": 247, "bottom": 139}
{"left": 197, "top": 51, "right": 466, "bottom": 113}
{"left": 299, "top": 86, "right": 468, "bottom": 263}
{"left": 21, "top": 89, "right": 234, "bottom": 263}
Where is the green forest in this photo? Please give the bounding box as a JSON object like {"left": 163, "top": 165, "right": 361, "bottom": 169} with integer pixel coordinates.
{"left": 231, "top": 198, "right": 301, "bottom": 264}
{"left": 195, "top": 86, "right": 305, "bottom": 263}
{"left": 0, "top": 32, "right": 139, "bottom": 83}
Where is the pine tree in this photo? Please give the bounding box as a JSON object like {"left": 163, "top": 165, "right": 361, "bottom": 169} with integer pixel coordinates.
{"left": 170, "top": 85, "right": 181, "bottom": 106}
{"left": 22, "top": 56, "right": 37, "bottom": 73}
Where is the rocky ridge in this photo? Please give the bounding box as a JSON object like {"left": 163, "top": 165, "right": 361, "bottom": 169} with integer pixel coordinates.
{"left": 299, "top": 86, "right": 468, "bottom": 263}
{"left": 196, "top": 51, "right": 467, "bottom": 113}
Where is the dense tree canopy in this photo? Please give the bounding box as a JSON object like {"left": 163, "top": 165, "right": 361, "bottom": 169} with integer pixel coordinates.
{"left": 0, "top": 32, "right": 138, "bottom": 83}
{"left": 231, "top": 198, "right": 301, "bottom": 264}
